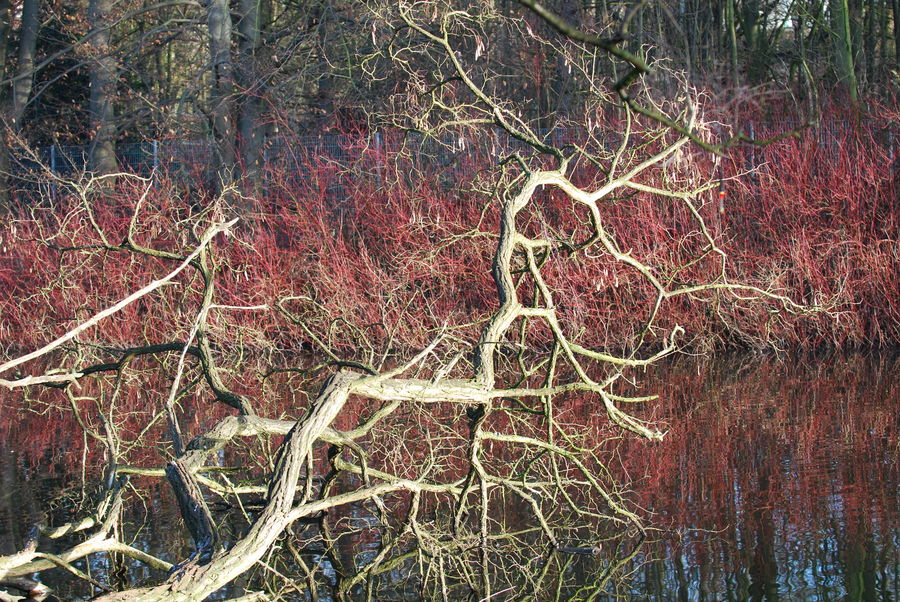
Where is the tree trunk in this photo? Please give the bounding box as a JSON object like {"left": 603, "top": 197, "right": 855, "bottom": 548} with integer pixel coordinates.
{"left": 10, "top": 0, "right": 39, "bottom": 130}
{"left": 862, "top": 0, "right": 875, "bottom": 87}
{"left": 893, "top": 0, "right": 900, "bottom": 68}
{"left": 848, "top": 0, "right": 863, "bottom": 83}
{"left": 0, "top": 0, "right": 39, "bottom": 209}
{"left": 830, "top": 0, "right": 858, "bottom": 103}
{"left": 0, "top": 0, "right": 11, "bottom": 210}
{"left": 237, "top": 0, "right": 264, "bottom": 192}
{"left": 88, "top": 0, "right": 118, "bottom": 174}
{"left": 725, "top": 0, "right": 739, "bottom": 87}
{"left": 207, "top": 0, "right": 237, "bottom": 188}
{"left": 794, "top": 8, "right": 820, "bottom": 120}
{"left": 878, "top": 0, "right": 890, "bottom": 84}
{"left": 550, "top": 0, "right": 577, "bottom": 126}
{"left": 0, "top": 0, "right": 9, "bottom": 81}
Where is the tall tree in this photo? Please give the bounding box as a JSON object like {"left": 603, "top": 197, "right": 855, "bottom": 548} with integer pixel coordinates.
{"left": 830, "top": 0, "right": 859, "bottom": 102}
{"left": 0, "top": 0, "right": 40, "bottom": 207}
{"left": 236, "top": 0, "right": 266, "bottom": 187}
{"left": 207, "top": 0, "right": 237, "bottom": 187}
{"left": 10, "top": 0, "right": 39, "bottom": 130}
{"left": 892, "top": 0, "right": 900, "bottom": 68}
{"left": 88, "top": 0, "right": 119, "bottom": 173}
{"left": 725, "top": 0, "right": 740, "bottom": 87}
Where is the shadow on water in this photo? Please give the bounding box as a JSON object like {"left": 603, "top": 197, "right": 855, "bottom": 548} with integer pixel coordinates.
{"left": 0, "top": 351, "right": 897, "bottom": 599}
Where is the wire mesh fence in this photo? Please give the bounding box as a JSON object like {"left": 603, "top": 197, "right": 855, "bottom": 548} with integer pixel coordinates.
{"left": 7, "top": 119, "right": 896, "bottom": 202}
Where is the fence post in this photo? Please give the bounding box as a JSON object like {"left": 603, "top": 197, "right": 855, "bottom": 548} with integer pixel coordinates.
{"left": 888, "top": 129, "right": 894, "bottom": 163}
{"left": 748, "top": 122, "right": 756, "bottom": 166}
{"left": 374, "top": 132, "right": 383, "bottom": 186}
{"left": 746, "top": 122, "right": 757, "bottom": 184}
{"left": 50, "top": 144, "right": 57, "bottom": 200}
{"left": 152, "top": 139, "right": 159, "bottom": 173}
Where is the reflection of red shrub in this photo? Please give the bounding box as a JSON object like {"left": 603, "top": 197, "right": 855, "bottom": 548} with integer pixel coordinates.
{"left": 610, "top": 352, "right": 899, "bottom": 570}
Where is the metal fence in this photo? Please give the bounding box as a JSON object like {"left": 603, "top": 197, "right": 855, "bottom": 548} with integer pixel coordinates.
{"left": 11, "top": 119, "right": 897, "bottom": 198}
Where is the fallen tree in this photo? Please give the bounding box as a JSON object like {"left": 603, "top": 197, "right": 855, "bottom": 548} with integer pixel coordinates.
{"left": 0, "top": 2, "right": 821, "bottom": 599}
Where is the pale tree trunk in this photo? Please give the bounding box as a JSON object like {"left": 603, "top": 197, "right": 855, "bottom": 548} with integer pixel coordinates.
{"left": 88, "top": 0, "right": 118, "bottom": 174}
{"left": 207, "top": 0, "right": 237, "bottom": 189}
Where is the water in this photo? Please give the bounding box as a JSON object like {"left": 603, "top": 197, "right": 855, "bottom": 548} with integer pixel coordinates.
{"left": 0, "top": 352, "right": 897, "bottom": 599}
{"left": 617, "top": 352, "right": 900, "bottom": 600}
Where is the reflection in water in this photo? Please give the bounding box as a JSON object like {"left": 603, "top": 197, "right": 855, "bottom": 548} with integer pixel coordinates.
{"left": 0, "top": 353, "right": 897, "bottom": 599}
{"left": 616, "top": 352, "right": 899, "bottom": 601}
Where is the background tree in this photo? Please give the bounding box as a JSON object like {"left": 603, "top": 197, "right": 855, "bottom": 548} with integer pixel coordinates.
{"left": 87, "top": 0, "right": 118, "bottom": 173}
{"left": 0, "top": 0, "right": 39, "bottom": 206}
{"left": 1, "top": 0, "right": 896, "bottom": 199}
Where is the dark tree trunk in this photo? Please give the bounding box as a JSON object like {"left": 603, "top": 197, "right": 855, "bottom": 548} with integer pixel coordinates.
{"left": 1, "top": 0, "right": 39, "bottom": 208}
{"left": 11, "top": 0, "right": 38, "bottom": 130}
{"left": 0, "top": 0, "right": 12, "bottom": 210}
{"left": 893, "top": 0, "right": 900, "bottom": 67}
{"left": 725, "top": 0, "right": 739, "bottom": 86}
{"left": 830, "top": 0, "right": 858, "bottom": 103}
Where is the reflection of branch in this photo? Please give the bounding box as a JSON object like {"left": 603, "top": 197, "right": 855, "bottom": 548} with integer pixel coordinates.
{"left": 481, "top": 431, "right": 644, "bottom": 529}
{"left": 0, "top": 484, "right": 171, "bottom": 583}
{"left": 1, "top": 538, "right": 172, "bottom": 581}
{"left": 166, "top": 459, "right": 221, "bottom": 562}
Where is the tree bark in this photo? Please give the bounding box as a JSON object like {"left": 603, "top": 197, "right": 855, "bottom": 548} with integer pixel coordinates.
{"left": 96, "top": 370, "right": 360, "bottom": 601}
{"left": 10, "top": 0, "right": 39, "bottom": 130}
{"left": 88, "top": 0, "right": 118, "bottom": 174}
{"left": 0, "top": 0, "right": 39, "bottom": 208}
{"left": 0, "top": 0, "right": 9, "bottom": 82}
{"left": 207, "top": 0, "right": 237, "bottom": 188}
{"left": 892, "top": 0, "right": 900, "bottom": 68}
{"left": 725, "top": 0, "right": 739, "bottom": 87}
{"left": 0, "top": 0, "right": 11, "bottom": 210}
{"left": 237, "top": 0, "right": 264, "bottom": 190}
{"left": 165, "top": 459, "right": 221, "bottom": 563}
{"left": 830, "top": 0, "right": 858, "bottom": 103}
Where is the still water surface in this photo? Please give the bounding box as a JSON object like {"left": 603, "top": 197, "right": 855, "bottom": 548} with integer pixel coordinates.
{"left": 619, "top": 352, "right": 899, "bottom": 600}
{"left": 0, "top": 352, "right": 897, "bottom": 599}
